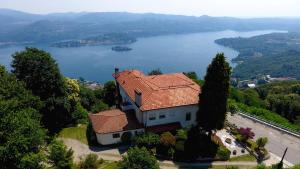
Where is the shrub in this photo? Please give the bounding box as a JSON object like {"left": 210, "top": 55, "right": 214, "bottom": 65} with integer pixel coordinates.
{"left": 134, "top": 133, "right": 160, "bottom": 149}
{"left": 237, "top": 127, "right": 255, "bottom": 142}
{"left": 255, "top": 164, "right": 267, "bottom": 169}
{"left": 86, "top": 122, "right": 97, "bottom": 145}
{"left": 175, "top": 140, "right": 185, "bottom": 152}
{"left": 119, "top": 147, "right": 159, "bottom": 169}
{"left": 48, "top": 140, "right": 74, "bottom": 169}
{"left": 121, "top": 132, "right": 132, "bottom": 144}
{"left": 246, "top": 139, "right": 258, "bottom": 151}
{"left": 216, "top": 146, "right": 231, "bottom": 160}
{"left": 77, "top": 154, "right": 103, "bottom": 169}
{"left": 256, "top": 137, "right": 268, "bottom": 149}
{"left": 176, "top": 129, "right": 188, "bottom": 140}
{"left": 72, "top": 103, "right": 88, "bottom": 124}
{"left": 160, "top": 132, "right": 176, "bottom": 147}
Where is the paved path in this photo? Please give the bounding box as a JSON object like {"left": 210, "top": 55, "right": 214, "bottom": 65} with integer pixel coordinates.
{"left": 228, "top": 114, "right": 300, "bottom": 165}
{"left": 62, "top": 138, "right": 258, "bottom": 169}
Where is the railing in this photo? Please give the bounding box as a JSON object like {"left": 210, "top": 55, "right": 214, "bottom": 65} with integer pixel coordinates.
{"left": 237, "top": 111, "right": 300, "bottom": 138}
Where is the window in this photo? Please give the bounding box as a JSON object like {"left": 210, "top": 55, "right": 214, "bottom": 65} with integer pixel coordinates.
{"left": 112, "top": 133, "right": 120, "bottom": 138}
{"left": 159, "top": 112, "right": 166, "bottom": 119}
{"left": 149, "top": 113, "right": 156, "bottom": 120}
{"left": 186, "top": 112, "right": 191, "bottom": 121}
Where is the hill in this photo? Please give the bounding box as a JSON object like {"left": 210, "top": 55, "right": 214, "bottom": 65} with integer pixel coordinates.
{"left": 215, "top": 32, "right": 300, "bottom": 79}
{"left": 1, "top": 9, "right": 300, "bottom": 45}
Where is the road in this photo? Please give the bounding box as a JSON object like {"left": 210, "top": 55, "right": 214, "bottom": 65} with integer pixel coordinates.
{"left": 228, "top": 114, "right": 300, "bottom": 164}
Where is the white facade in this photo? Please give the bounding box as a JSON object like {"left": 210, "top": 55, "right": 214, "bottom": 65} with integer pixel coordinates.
{"left": 118, "top": 85, "right": 198, "bottom": 128}
{"left": 96, "top": 128, "right": 145, "bottom": 145}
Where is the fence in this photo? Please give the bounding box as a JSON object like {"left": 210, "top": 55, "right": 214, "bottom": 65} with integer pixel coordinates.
{"left": 237, "top": 111, "right": 300, "bottom": 138}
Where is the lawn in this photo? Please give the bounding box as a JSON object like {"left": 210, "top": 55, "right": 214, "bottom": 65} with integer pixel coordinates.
{"left": 100, "top": 161, "right": 119, "bottom": 169}
{"left": 58, "top": 124, "right": 88, "bottom": 144}
{"left": 229, "top": 154, "right": 257, "bottom": 162}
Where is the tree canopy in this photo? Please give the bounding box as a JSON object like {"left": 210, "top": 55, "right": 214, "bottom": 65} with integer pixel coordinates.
{"left": 0, "top": 65, "right": 46, "bottom": 169}
{"left": 198, "top": 53, "right": 231, "bottom": 131}
{"left": 119, "top": 147, "right": 159, "bottom": 169}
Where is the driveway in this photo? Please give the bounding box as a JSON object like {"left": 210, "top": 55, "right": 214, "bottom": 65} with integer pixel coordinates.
{"left": 227, "top": 114, "right": 300, "bottom": 165}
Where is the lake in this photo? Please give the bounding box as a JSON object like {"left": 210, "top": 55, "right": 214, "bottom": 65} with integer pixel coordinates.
{"left": 0, "top": 30, "right": 283, "bottom": 83}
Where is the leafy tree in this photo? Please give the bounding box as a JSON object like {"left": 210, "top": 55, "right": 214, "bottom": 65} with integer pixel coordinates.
{"left": 11, "top": 47, "right": 66, "bottom": 100}
{"left": 79, "top": 85, "right": 98, "bottom": 111}
{"left": 102, "top": 81, "right": 116, "bottom": 106}
{"left": 148, "top": 68, "right": 162, "bottom": 75}
{"left": 72, "top": 102, "right": 88, "bottom": 124}
{"left": 11, "top": 47, "right": 71, "bottom": 133}
{"left": 48, "top": 140, "right": 74, "bottom": 169}
{"left": 0, "top": 66, "right": 46, "bottom": 169}
{"left": 119, "top": 147, "right": 159, "bottom": 169}
{"left": 65, "top": 77, "right": 80, "bottom": 103}
{"left": 77, "top": 154, "right": 103, "bottom": 169}
{"left": 91, "top": 101, "right": 109, "bottom": 113}
{"left": 198, "top": 53, "right": 231, "bottom": 131}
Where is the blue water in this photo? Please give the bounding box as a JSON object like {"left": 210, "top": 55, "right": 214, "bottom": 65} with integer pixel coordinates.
{"left": 0, "top": 30, "right": 283, "bottom": 83}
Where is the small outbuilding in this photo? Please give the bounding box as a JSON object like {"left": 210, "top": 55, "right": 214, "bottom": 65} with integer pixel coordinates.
{"left": 89, "top": 109, "right": 144, "bottom": 145}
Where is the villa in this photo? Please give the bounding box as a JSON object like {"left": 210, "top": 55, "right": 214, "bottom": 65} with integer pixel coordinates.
{"left": 89, "top": 68, "right": 201, "bottom": 145}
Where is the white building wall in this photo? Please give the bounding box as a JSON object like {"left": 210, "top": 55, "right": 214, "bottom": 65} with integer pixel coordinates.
{"left": 117, "top": 82, "right": 198, "bottom": 128}
{"left": 144, "top": 105, "right": 198, "bottom": 128}
{"left": 96, "top": 128, "right": 145, "bottom": 145}
{"left": 118, "top": 85, "right": 143, "bottom": 123}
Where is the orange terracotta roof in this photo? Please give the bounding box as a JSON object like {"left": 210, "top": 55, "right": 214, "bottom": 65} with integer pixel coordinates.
{"left": 114, "top": 70, "right": 201, "bottom": 111}
{"left": 89, "top": 109, "right": 143, "bottom": 134}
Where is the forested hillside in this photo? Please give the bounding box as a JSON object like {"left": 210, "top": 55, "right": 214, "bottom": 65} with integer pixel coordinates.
{"left": 1, "top": 9, "right": 300, "bottom": 45}
{"left": 230, "top": 81, "right": 300, "bottom": 130}
{"left": 215, "top": 32, "right": 300, "bottom": 79}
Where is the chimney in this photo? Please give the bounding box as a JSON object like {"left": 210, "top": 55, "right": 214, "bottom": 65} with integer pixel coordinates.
{"left": 134, "top": 89, "right": 142, "bottom": 107}
{"left": 115, "top": 68, "right": 119, "bottom": 76}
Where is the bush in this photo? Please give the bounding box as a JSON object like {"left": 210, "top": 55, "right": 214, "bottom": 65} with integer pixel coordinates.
{"left": 176, "top": 129, "right": 188, "bottom": 140}
{"left": 77, "top": 154, "right": 103, "bottom": 169}
{"left": 237, "top": 127, "right": 255, "bottom": 142}
{"left": 216, "top": 146, "right": 231, "bottom": 160}
{"left": 121, "top": 132, "right": 132, "bottom": 144}
{"left": 160, "top": 132, "right": 176, "bottom": 147}
{"left": 48, "top": 140, "right": 74, "bottom": 169}
{"left": 119, "top": 147, "right": 159, "bottom": 169}
{"left": 134, "top": 133, "right": 160, "bottom": 149}
{"left": 86, "top": 122, "right": 97, "bottom": 145}
{"left": 72, "top": 103, "right": 88, "bottom": 124}
{"left": 175, "top": 140, "right": 185, "bottom": 152}
{"left": 246, "top": 139, "right": 258, "bottom": 151}
{"left": 256, "top": 137, "right": 268, "bottom": 149}
{"left": 255, "top": 164, "right": 267, "bottom": 169}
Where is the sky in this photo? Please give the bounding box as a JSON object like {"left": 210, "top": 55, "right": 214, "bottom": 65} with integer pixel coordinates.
{"left": 1, "top": 0, "right": 300, "bottom": 17}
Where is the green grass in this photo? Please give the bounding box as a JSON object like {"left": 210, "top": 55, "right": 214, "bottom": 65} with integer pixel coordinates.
{"left": 100, "top": 161, "right": 119, "bottom": 169}
{"left": 58, "top": 124, "right": 88, "bottom": 144}
{"left": 229, "top": 154, "right": 257, "bottom": 162}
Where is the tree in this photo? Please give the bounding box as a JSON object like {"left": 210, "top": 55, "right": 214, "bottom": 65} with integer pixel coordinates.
{"left": 91, "top": 101, "right": 109, "bottom": 113}
{"left": 72, "top": 102, "right": 88, "bottom": 124}
{"left": 198, "top": 53, "right": 231, "bottom": 131}
{"left": 48, "top": 140, "right": 74, "bottom": 169}
{"left": 256, "top": 137, "right": 268, "bottom": 150}
{"left": 119, "top": 147, "right": 159, "bottom": 169}
{"left": 134, "top": 133, "right": 160, "bottom": 149}
{"left": 102, "top": 81, "right": 116, "bottom": 107}
{"left": 238, "top": 127, "right": 255, "bottom": 142}
{"left": 11, "top": 47, "right": 66, "bottom": 100}
{"left": 0, "top": 65, "right": 46, "bottom": 169}
{"left": 65, "top": 77, "right": 80, "bottom": 103}
{"left": 11, "top": 47, "right": 70, "bottom": 133}
{"left": 77, "top": 154, "right": 103, "bottom": 169}
{"left": 148, "top": 68, "right": 162, "bottom": 75}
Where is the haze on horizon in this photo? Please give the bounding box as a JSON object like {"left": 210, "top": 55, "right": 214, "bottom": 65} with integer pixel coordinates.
{"left": 1, "top": 0, "right": 300, "bottom": 18}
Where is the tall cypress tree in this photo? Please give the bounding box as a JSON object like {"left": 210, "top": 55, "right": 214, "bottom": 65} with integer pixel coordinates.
{"left": 198, "top": 53, "right": 231, "bottom": 131}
